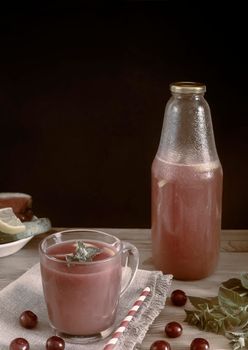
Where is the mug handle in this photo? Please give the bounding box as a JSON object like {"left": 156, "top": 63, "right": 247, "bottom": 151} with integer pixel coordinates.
{"left": 120, "top": 241, "right": 139, "bottom": 297}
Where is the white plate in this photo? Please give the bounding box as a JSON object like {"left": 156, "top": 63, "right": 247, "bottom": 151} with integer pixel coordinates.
{"left": 0, "top": 236, "right": 33, "bottom": 258}
{"left": 0, "top": 216, "right": 51, "bottom": 258}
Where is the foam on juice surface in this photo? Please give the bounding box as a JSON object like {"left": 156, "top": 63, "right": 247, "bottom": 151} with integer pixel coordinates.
{"left": 50, "top": 240, "right": 115, "bottom": 261}
{"left": 156, "top": 155, "right": 221, "bottom": 171}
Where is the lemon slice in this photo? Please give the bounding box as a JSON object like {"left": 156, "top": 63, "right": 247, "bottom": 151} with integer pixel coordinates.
{"left": 0, "top": 208, "right": 26, "bottom": 234}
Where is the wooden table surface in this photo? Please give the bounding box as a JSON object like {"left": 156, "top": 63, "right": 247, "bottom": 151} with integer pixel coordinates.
{"left": 0, "top": 229, "right": 248, "bottom": 349}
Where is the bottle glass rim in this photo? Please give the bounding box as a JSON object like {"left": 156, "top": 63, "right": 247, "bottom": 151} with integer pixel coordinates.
{"left": 170, "top": 82, "right": 206, "bottom": 94}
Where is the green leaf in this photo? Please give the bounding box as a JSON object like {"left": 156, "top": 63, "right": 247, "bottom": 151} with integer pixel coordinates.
{"left": 222, "top": 278, "right": 243, "bottom": 290}
{"left": 185, "top": 275, "right": 248, "bottom": 347}
{"left": 66, "top": 241, "right": 102, "bottom": 265}
{"left": 224, "top": 314, "right": 242, "bottom": 331}
{"left": 202, "top": 308, "right": 226, "bottom": 334}
{"left": 218, "top": 286, "right": 248, "bottom": 310}
{"left": 228, "top": 332, "right": 247, "bottom": 350}
{"left": 222, "top": 278, "right": 248, "bottom": 297}
{"left": 238, "top": 310, "right": 248, "bottom": 329}
{"left": 204, "top": 318, "right": 221, "bottom": 334}
{"left": 184, "top": 309, "right": 202, "bottom": 327}
{"left": 241, "top": 273, "right": 248, "bottom": 290}
{"left": 197, "top": 303, "right": 214, "bottom": 311}
{"left": 222, "top": 305, "right": 246, "bottom": 317}
{"left": 245, "top": 337, "right": 248, "bottom": 347}
{"left": 231, "top": 341, "right": 243, "bottom": 350}
{"left": 189, "top": 296, "right": 219, "bottom": 310}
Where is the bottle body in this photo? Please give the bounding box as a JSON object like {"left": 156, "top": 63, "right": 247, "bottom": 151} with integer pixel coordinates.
{"left": 151, "top": 82, "right": 223, "bottom": 280}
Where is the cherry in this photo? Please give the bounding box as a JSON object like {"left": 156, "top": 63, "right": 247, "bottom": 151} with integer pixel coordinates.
{"left": 9, "top": 338, "right": 29, "bottom": 350}
{"left": 46, "top": 336, "right": 65, "bottom": 350}
{"left": 164, "top": 321, "right": 183, "bottom": 338}
{"left": 170, "top": 289, "right": 187, "bottom": 306}
{"left": 150, "top": 340, "right": 171, "bottom": 350}
{"left": 190, "top": 338, "right": 210, "bottom": 350}
{"left": 19, "top": 310, "right": 38, "bottom": 329}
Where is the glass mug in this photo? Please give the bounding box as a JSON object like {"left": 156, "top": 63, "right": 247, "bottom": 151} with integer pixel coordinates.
{"left": 39, "top": 229, "right": 139, "bottom": 344}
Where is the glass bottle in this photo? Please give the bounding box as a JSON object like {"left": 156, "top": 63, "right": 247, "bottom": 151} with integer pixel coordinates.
{"left": 151, "top": 82, "right": 223, "bottom": 280}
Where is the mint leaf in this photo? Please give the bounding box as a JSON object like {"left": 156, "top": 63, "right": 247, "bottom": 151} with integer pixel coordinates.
{"left": 238, "top": 310, "right": 248, "bottom": 329}
{"left": 222, "top": 278, "right": 243, "bottom": 290}
{"left": 226, "top": 331, "right": 248, "bottom": 349}
{"left": 184, "top": 273, "right": 248, "bottom": 349}
{"left": 223, "top": 313, "right": 242, "bottom": 331}
{"left": 66, "top": 241, "right": 102, "bottom": 265}
{"left": 222, "top": 278, "right": 248, "bottom": 297}
{"left": 241, "top": 273, "right": 248, "bottom": 290}
{"left": 218, "top": 285, "right": 248, "bottom": 310}
{"left": 184, "top": 309, "right": 202, "bottom": 327}
{"left": 189, "top": 296, "right": 219, "bottom": 310}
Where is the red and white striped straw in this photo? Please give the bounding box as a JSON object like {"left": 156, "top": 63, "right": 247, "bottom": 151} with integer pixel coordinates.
{"left": 103, "top": 286, "right": 151, "bottom": 350}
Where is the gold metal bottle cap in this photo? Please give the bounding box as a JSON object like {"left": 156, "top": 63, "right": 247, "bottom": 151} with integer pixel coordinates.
{"left": 170, "top": 82, "right": 206, "bottom": 94}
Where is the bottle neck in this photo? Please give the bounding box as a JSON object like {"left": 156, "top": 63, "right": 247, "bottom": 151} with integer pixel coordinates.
{"left": 157, "top": 93, "right": 220, "bottom": 165}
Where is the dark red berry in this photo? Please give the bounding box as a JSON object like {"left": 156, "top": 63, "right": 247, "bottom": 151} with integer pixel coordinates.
{"left": 190, "top": 338, "right": 210, "bottom": 350}
{"left": 46, "top": 336, "right": 65, "bottom": 350}
{"left": 164, "top": 321, "right": 183, "bottom": 338}
{"left": 171, "top": 289, "right": 187, "bottom": 306}
{"left": 9, "top": 338, "right": 29, "bottom": 350}
{"left": 19, "top": 310, "right": 38, "bottom": 329}
{"left": 150, "top": 340, "right": 171, "bottom": 350}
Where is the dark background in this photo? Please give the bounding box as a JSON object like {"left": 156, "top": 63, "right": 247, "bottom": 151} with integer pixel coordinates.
{"left": 0, "top": 3, "right": 247, "bottom": 228}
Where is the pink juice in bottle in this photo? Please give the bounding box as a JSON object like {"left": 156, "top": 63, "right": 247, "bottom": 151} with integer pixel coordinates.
{"left": 40, "top": 240, "right": 122, "bottom": 336}
{"left": 152, "top": 156, "right": 223, "bottom": 280}
{"left": 151, "top": 82, "right": 223, "bottom": 280}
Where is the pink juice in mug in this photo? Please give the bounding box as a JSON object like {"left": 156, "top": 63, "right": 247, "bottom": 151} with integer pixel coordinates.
{"left": 152, "top": 157, "right": 223, "bottom": 280}
{"left": 40, "top": 240, "right": 122, "bottom": 336}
